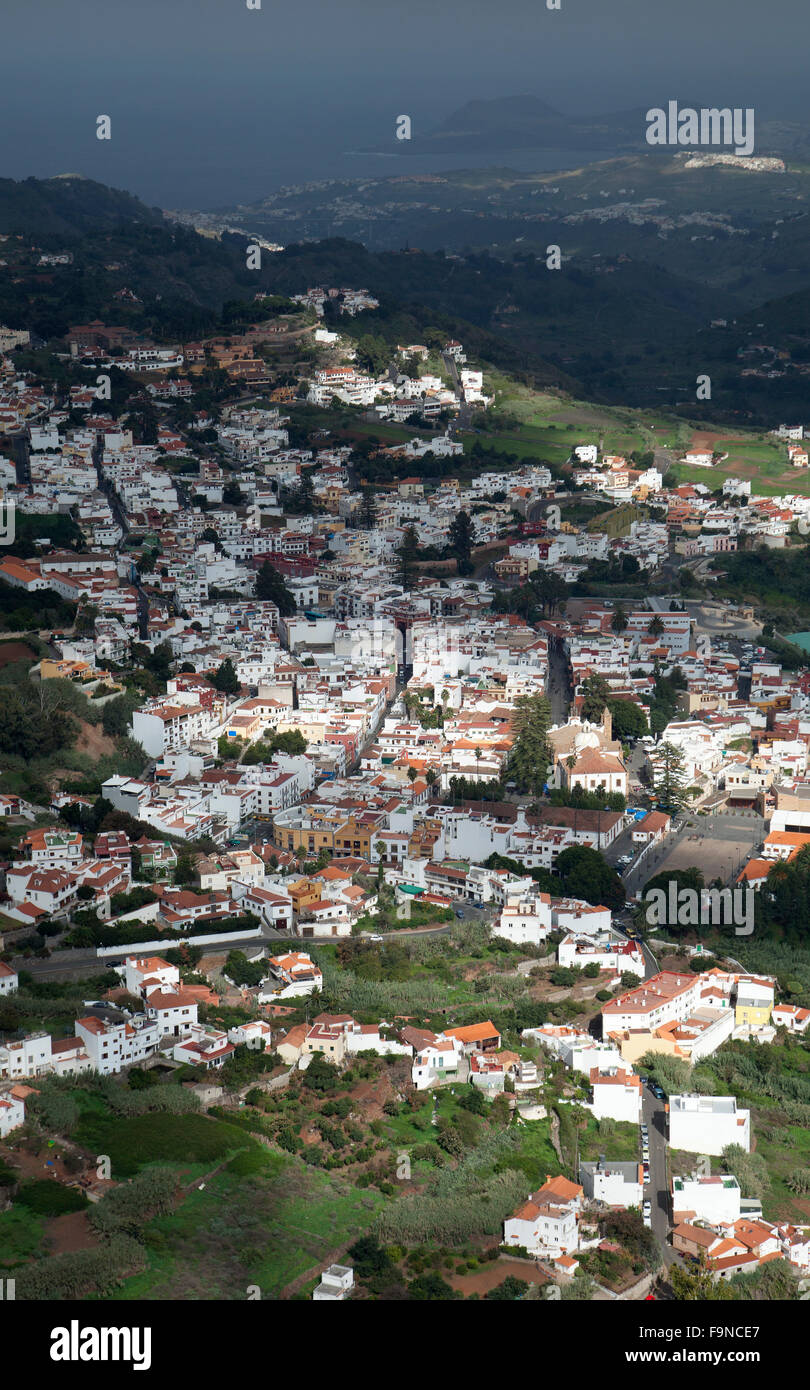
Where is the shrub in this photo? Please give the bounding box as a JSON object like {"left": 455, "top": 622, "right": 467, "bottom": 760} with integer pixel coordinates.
{"left": 16, "top": 1180, "right": 88, "bottom": 1216}
{"left": 14, "top": 1235, "right": 147, "bottom": 1300}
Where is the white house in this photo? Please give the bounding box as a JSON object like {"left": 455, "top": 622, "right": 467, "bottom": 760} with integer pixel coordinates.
{"left": 265, "top": 951, "right": 322, "bottom": 998}
{"left": 227, "top": 1019, "right": 274, "bottom": 1048}
{"left": 0, "top": 1090, "right": 25, "bottom": 1138}
{"left": 494, "top": 891, "right": 553, "bottom": 945}
{"left": 526, "top": 1025, "right": 623, "bottom": 1075}
{"left": 590, "top": 1066, "right": 643, "bottom": 1124}
{"left": 0, "top": 962, "right": 18, "bottom": 994}
{"left": 313, "top": 1264, "right": 354, "bottom": 1301}
{"left": 672, "top": 1172, "right": 742, "bottom": 1226}
{"left": 772, "top": 1003, "right": 810, "bottom": 1034}
{"left": 558, "top": 932, "right": 644, "bottom": 976}
{"left": 668, "top": 1094, "right": 751, "bottom": 1156}
{"left": 145, "top": 986, "right": 199, "bottom": 1038}
{"left": 74, "top": 1015, "right": 160, "bottom": 1075}
{"left": 503, "top": 1175, "right": 583, "bottom": 1256}
{"left": 241, "top": 884, "right": 294, "bottom": 932}
{"left": 411, "top": 1036, "right": 463, "bottom": 1090}
{"left": 0, "top": 1032, "right": 54, "bottom": 1080}
{"left": 122, "top": 955, "right": 180, "bottom": 998}
{"left": 580, "top": 1158, "right": 643, "bottom": 1210}
{"left": 172, "top": 1023, "right": 236, "bottom": 1070}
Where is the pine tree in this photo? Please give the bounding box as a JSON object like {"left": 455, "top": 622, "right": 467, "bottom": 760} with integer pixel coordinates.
{"left": 448, "top": 509, "right": 475, "bottom": 575}
{"left": 211, "top": 657, "right": 239, "bottom": 694}
{"left": 359, "top": 486, "right": 377, "bottom": 530}
{"left": 397, "top": 526, "right": 421, "bottom": 590}
{"left": 255, "top": 561, "right": 296, "bottom": 615}
{"left": 654, "top": 741, "right": 688, "bottom": 811}
{"left": 580, "top": 673, "right": 611, "bottom": 722}
{"left": 507, "top": 693, "right": 552, "bottom": 794}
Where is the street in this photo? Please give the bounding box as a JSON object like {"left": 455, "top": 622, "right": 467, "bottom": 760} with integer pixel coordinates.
{"left": 546, "top": 637, "right": 571, "bottom": 727}
{"left": 643, "top": 1085, "right": 672, "bottom": 1254}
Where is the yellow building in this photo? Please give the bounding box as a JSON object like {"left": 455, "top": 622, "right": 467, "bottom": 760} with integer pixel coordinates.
{"left": 333, "top": 817, "right": 376, "bottom": 859}
{"left": 287, "top": 878, "right": 322, "bottom": 914}
{"left": 734, "top": 979, "right": 774, "bottom": 1030}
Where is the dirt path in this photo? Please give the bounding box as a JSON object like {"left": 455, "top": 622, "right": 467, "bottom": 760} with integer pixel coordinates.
{"left": 450, "top": 1257, "right": 550, "bottom": 1296}
{"left": 45, "top": 1209, "right": 100, "bottom": 1256}
{"left": 550, "top": 1110, "right": 564, "bottom": 1165}
{"left": 279, "top": 1240, "right": 353, "bottom": 1300}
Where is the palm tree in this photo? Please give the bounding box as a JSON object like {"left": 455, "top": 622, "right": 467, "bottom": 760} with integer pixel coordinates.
{"left": 611, "top": 605, "right": 628, "bottom": 634}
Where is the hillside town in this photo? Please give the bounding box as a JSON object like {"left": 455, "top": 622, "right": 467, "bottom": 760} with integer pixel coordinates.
{"left": 1, "top": 298, "right": 810, "bottom": 1307}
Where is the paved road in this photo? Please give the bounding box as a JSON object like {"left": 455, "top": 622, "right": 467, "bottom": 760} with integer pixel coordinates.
{"left": 11, "top": 925, "right": 282, "bottom": 980}
{"left": 441, "top": 352, "right": 472, "bottom": 430}
{"left": 546, "top": 638, "right": 571, "bottom": 727}
{"left": 643, "top": 1086, "right": 672, "bottom": 1252}
{"left": 9, "top": 430, "right": 30, "bottom": 487}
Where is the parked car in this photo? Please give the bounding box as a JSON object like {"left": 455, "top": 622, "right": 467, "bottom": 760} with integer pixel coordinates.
{"left": 642, "top": 1200, "right": 652, "bottom": 1218}
{"left": 455, "top": 909, "right": 465, "bottom": 919}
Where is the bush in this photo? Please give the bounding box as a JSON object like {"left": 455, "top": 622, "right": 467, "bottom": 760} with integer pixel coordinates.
{"left": 550, "top": 967, "right": 577, "bottom": 987}
{"left": 16, "top": 1180, "right": 89, "bottom": 1216}
{"left": 224, "top": 950, "right": 265, "bottom": 988}
{"left": 13, "top": 1235, "right": 147, "bottom": 1300}
{"left": 88, "top": 1168, "right": 176, "bottom": 1238}
{"left": 412, "top": 1143, "right": 445, "bottom": 1167}
{"left": 302, "top": 1054, "right": 340, "bottom": 1094}
{"left": 486, "top": 1275, "right": 529, "bottom": 1300}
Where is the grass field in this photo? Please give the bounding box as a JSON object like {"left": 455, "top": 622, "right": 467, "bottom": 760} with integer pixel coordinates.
{"left": 671, "top": 431, "right": 810, "bottom": 494}
{"left": 74, "top": 1110, "right": 255, "bottom": 1180}
{"left": 0, "top": 1207, "right": 46, "bottom": 1270}
{"left": 753, "top": 1121, "right": 810, "bottom": 1225}
{"left": 109, "top": 1149, "right": 385, "bottom": 1300}
{"left": 483, "top": 377, "right": 690, "bottom": 458}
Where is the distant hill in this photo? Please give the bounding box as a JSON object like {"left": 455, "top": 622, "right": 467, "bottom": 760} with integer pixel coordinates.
{"left": 378, "top": 94, "right": 810, "bottom": 162}
{"left": 0, "top": 175, "right": 164, "bottom": 238}
{"left": 0, "top": 168, "right": 808, "bottom": 426}
{"left": 403, "top": 94, "right": 653, "bottom": 155}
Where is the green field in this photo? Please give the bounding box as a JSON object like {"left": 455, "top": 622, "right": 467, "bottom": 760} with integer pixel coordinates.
{"left": 753, "top": 1122, "right": 810, "bottom": 1224}
{"left": 110, "top": 1149, "right": 385, "bottom": 1300}
{"left": 74, "top": 1109, "right": 253, "bottom": 1180}
{"left": 0, "top": 1207, "right": 46, "bottom": 1270}
{"left": 481, "top": 377, "right": 689, "bottom": 459}
{"left": 670, "top": 433, "right": 809, "bottom": 494}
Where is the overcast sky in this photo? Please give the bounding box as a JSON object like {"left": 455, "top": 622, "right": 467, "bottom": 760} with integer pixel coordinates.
{"left": 1, "top": 0, "right": 807, "bottom": 206}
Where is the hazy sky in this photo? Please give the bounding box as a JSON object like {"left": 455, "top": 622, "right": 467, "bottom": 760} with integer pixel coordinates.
{"left": 1, "top": 0, "right": 807, "bottom": 207}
